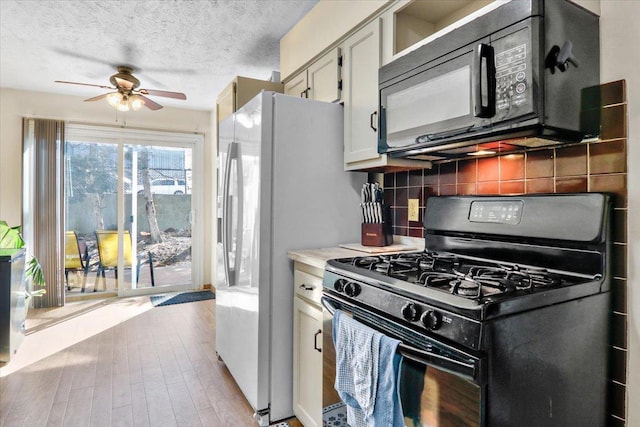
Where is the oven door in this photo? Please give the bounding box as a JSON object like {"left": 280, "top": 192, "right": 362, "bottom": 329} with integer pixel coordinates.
{"left": 322, "top": 292, "right": 485, "bottom": 427}
{"left": 379, "top": 37, "right": 494, "bottom": 156}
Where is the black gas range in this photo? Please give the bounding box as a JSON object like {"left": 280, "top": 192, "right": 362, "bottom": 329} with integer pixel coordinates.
{"left": 321, "top": 193, "right": 612, "bottom": 426}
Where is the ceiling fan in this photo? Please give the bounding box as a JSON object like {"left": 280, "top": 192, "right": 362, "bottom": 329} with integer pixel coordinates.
{"left": 55, "top": 66, "right": 187, "bottom": 111}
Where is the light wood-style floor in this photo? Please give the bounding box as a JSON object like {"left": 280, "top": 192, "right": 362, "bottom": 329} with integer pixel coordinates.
{"left": 0, "top": 297, "right": 302, "bottom": 427}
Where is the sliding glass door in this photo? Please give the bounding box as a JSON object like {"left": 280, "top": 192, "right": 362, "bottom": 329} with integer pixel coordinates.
{"left": 64, "top": 124, "right": 203, "bottom": 298}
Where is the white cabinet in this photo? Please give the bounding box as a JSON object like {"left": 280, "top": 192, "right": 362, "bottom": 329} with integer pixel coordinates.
{"left": 342, "top": 19, "right": 427, "bottom": 171}
{"left": 284, "top": 72, "right": 309, "bottom": 99}
{"left": 284, "top": 47, "right": 341, "bottom": 103}
{"left": 308, "top": 48, "right": 341, "bottom": 103}
{"left": 342, "top": 18, "right": 382, "bottom": 169}
{"left": 279, "top": 0, "right": 386, "bottom": 81}
{"left": 293, "top": 262, "right": 323, "bottom": 427}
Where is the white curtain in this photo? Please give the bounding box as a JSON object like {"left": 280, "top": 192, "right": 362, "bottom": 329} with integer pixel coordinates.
{"left": 22, "top": 118, "right": 65, "bottom": 308}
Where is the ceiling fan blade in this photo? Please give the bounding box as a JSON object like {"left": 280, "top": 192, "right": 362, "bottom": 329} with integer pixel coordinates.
{"left": 84, "top": 93, "right": 110, "bottom": 102}
{"left": 55, "top": 80, "right": 114, "bottom": 90}
{"left": 139, "top": 88, "right": 187, "bottom": 100}
{"left": 139, "top": 95, "right": 163, "bottom": 110}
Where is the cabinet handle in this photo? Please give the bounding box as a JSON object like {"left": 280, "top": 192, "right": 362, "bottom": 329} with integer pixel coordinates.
{"left": 299, "top": 284, "right": 315, "bottom": 291}
{"left": 313, "top": 329, "right": 322, "bottom": 353}
{"left": 370, "top": 111, "right": 378, "bottom": 132}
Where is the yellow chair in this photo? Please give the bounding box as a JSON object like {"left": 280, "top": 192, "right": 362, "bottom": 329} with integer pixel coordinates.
{"left": 94, "top": 230, "right": 155, "bottom": 291}
{"left": 64, "top": 231, "right": 91, "bottom": 292}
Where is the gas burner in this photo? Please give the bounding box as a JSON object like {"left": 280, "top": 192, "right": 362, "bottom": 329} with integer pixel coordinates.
{"left": 451, "top": 278, "right": 481, "bottom": 297}
{"left": 470, "top": 265, "right": 561, "bottom": 290}
{"left": 352, "top": 257, "right": 380, "bottom": 269}
{"left": 417, "top": 271, "right": 483, "bottom": 298}
{"left": 375, "top": 258, "right": 415, "bottom": 281}
{"left": 417, "top": 252, "right": 459, "bottom": 272}
{"left": 375, "top": 261, "right": 391, "bottom": 274}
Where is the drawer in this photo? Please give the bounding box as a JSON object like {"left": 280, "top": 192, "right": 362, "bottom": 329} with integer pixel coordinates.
{"left": 294, "top": 268, "right": 323, "bottom": 305}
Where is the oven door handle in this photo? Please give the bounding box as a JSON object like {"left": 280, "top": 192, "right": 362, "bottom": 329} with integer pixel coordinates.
{"left": 322, "top": 295, "right": 479, "bottom": 381}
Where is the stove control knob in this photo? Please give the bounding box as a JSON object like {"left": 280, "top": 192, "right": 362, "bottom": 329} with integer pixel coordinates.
{"left": 421, "top": 310, "right": 442, "bottom": 330}
{"left": 401, "top": 303, "right": 422, "bottom": 322}
{"left": 334, "top": 279, "right": 347, "bottom": 293}
{"left": 344, "top": 282, "right": 361, "bottom": 297}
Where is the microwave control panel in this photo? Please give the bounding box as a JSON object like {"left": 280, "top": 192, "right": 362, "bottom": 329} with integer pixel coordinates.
{"left": 492, "top": 27, "right": 533, "bottom": 121}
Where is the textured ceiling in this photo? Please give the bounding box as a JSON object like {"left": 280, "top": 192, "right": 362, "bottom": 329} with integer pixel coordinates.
{"left": 0, "top": 0, "right": 318, "bottom": 111}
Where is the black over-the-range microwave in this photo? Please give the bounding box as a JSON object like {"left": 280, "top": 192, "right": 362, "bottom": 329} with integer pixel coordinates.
{"left": 378, "top": 0, "right": 600, "bottom": 160}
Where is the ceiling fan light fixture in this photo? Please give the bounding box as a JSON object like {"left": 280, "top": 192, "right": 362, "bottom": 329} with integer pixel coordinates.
{"left": 129, "top": 94, "right": 145, "bottom": 111}
{"left": 116, "top": 97, "right": 130, "bottom": 112}
{"left": 106, "top": 92, "right": 123, "bottom": 107}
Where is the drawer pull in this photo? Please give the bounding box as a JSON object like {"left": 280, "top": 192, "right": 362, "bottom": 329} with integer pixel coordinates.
{"left": 299, "top": 284, "right": 315, "bottom": 291}
{"left": 313, "top": 329, "right": 322, "bottom": 352}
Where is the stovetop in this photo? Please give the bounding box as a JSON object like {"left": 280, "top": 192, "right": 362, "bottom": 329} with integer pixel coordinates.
{"left": 333, "top": 250, "right": 589, "bottom": 302}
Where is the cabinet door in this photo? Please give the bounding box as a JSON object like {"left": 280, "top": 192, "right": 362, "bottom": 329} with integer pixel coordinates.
{"left": 293, "top": 296, "right": 323, "bottom": 427}
{"left": 308, "top": 47, "right": 341, "bottom": 103}
{"left": 216, "top": 80, "right": 236, "bottom": 123}
{"left": 343, "top": 18, "right": 382, "bottom": 166}
{"left": 285, "top": 71, "right": 309, "bottom": 98}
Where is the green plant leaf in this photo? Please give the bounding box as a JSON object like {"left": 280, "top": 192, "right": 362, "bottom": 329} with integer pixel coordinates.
{"left": 0, "top": 222, "right": 25, "bottom": 248}
{"left": 26, "top": 257, "right": 46, "bottom": 287}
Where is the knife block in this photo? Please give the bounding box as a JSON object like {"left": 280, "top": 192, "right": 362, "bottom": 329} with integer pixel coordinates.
{"left": 361, "top": 206, "right": 393, "bottom": 247}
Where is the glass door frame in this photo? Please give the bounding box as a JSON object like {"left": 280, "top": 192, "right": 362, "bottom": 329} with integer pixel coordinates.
{"left": 66, "top": 123, "right": 205, "bottom": 297}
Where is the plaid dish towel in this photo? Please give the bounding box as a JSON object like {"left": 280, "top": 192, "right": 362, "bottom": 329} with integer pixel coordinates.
{"left": 332, "top": 309, "right": 404, "bottom": 427}
{"left": 333, "top": 309, "right": 381, "bottom": 427}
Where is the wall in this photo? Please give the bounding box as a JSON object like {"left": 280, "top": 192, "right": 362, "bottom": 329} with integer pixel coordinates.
{"left": 599, "top": 2, "right": 640, "bottom": 425}
{"left": 66, "top": 194, "right": 192, "bottom": 235}
{"left": 0, "top": 88, "right": 214, "bottom": 285}
{"left": 384, "top": 79, "right": 630, "bottom": 424}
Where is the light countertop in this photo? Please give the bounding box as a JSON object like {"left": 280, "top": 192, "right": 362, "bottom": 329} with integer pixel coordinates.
{"left": 288, "top": 237, "right": 424, "bottom": 270}
{"left": 288, "top": 247, "right": 367, "bottom": 270}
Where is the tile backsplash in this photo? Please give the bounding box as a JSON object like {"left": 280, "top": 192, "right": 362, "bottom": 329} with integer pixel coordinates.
{"left": 382, "top": 80, "right": 628, "bottom": 426}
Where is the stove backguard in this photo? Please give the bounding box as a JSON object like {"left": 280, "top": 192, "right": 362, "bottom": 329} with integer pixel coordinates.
{"left": 423, "top": 193, "right": 612, "bottom": 279}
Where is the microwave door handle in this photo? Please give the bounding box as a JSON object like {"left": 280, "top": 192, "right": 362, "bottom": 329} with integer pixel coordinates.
{"left": 474, "top": 43, "right": 496, "bottom": 118}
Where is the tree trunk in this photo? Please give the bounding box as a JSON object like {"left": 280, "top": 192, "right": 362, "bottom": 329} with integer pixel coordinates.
{"left": 140, "top": 149, "right": 163, "bottom": 243}
{"left": 93, "top": 193, "right": 104, "bottom": 231}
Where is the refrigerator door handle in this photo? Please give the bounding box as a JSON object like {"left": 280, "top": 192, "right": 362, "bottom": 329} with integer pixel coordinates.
{"left": 221, "top": 141, "right": 235, "bottom": 286}
{"left": 232, "top": 142, "right": 244, "bottom": 287}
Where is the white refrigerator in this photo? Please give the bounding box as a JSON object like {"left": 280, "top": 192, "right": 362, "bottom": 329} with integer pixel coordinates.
{"left": 216, "top": 92, "right": 365, "bottom": 425}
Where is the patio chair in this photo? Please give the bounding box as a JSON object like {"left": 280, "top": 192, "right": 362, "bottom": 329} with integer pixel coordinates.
{"left": 94, "top": 230, "right": 155, "bottom": 291}
{"left": 64, "top": 231, "right": 91, "bottom": 292}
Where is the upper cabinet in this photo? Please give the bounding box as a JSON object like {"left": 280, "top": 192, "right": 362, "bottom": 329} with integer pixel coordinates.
{"left": 217, "top": 76, "right": 284, "bottom": 123}
{"left": 280, "top": 1, "right": 387, "bottom": 81}
{"left": 281, "top": 0, "right": 497, "bottom": 171}
{"left": 381, "top": 0, "right": 494, "bottom": 65}
{"left": 342, "top": 18, "right": 428, "bottom": 171}
{"left": 308, "top": 48, "right": 342, "bottom": 103}
{"left": 284, "top": 71, "right": 309, "bottom": 99}
{"left": 342, "top": 19, "right": 382, "bottom": 168}
{"left": 284, "top": 48, "right": 342, "bottom": 103}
